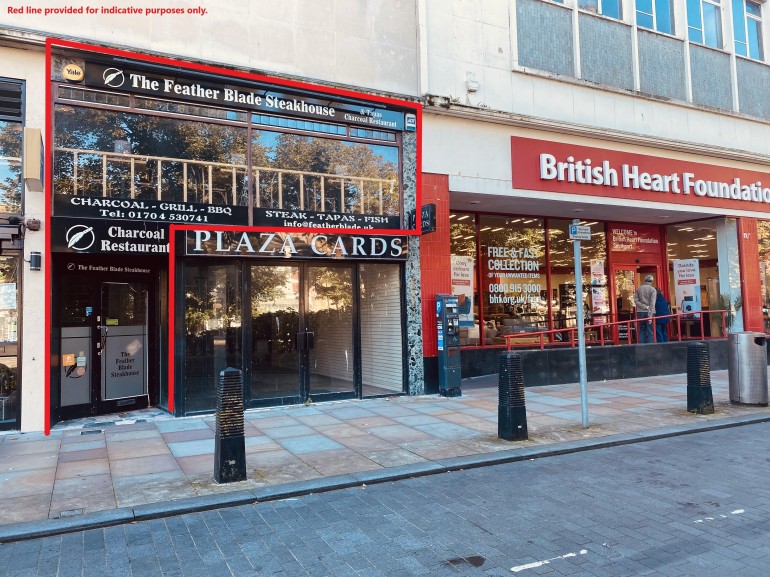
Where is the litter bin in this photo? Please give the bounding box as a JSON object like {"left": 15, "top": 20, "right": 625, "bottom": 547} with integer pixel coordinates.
{"left": 727, "top": 332, "right": 768, "bottom": 406}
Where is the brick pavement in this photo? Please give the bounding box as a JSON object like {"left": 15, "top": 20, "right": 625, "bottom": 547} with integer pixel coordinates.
{"left": 0, "top": 369, "right": 768, "bottom": 537}
{"left": 2, "top": 423, "right": 769, "bottom": 576}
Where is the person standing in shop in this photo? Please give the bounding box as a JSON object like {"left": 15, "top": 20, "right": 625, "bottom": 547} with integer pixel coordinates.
{"left": 634, "top": 274, "right": 657, "bottom": 344}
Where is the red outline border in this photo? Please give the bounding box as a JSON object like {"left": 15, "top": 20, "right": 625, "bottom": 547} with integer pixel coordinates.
{"left": 45, "top": 38, "right": 422, "bottom": 430}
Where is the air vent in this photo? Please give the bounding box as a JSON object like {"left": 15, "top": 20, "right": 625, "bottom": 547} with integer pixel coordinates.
{"left": 0, "top": 80, "right": 23, "bottom": 121}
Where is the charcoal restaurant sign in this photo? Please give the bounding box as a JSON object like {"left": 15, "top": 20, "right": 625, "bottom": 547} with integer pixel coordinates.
{"left": 186, "top": 230, "right": 408, "bottom": 260}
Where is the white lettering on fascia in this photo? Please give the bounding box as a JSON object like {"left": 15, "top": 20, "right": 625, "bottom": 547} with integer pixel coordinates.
{"left": 538, "top": 152, "right": 770, "bottom": 205}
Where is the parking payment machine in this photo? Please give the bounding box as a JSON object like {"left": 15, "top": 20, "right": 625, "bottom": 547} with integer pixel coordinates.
{"left": 436, "top": 294, "right": 462, "bottom": 397}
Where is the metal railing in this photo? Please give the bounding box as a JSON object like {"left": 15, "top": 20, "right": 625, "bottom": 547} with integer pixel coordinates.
{"left": 54, "top": 147, "right": 398, "bottom": 215}
{"left": 504, "top": 310, "right": 729, "bottom": 350}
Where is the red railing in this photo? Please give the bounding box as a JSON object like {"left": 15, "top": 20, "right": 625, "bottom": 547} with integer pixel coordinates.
{"left": 504, "top": 310, "right": 729, "bottom": 350}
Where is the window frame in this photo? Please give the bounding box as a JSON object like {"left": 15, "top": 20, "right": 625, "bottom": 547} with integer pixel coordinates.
{"left": 636, "top": 0, "right": 675, "bottom": 34}
{"left": 688, "top": 0, "right": 724, "bottom": 49}
{"left": 734, "top": 0, "right": 765, "bottom": 60}
{"left": 578, "top": 0, "right": 623, "bottom": 20}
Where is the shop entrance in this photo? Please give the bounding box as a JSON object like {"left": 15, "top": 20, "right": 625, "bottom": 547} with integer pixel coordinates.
{"left": 249, "top": 263, "right": 356, "bottom": 404}
{"left": 611, "top": 265, "right": 660, "bottom": 342}
{"left": 57, "top": 264, "right": 159, "bottom": 420}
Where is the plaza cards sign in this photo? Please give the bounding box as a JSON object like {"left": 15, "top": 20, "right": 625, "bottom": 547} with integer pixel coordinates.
{"left": 511, "top": 137, "right": 770, "bottom": 214}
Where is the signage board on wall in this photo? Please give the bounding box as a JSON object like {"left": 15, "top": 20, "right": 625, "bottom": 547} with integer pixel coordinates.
{"left": 673, "top": 259, "right": 702, "bottom": 318}
{"left": 83, "top": 62, "right": 407, "bottom": 131}
{"left": 451, "top": 255, "right": 475, "bottom": 328}
{"left": 51, "top": 217, "right": 169, "bottom": 255}
{"left": 511, "top": 136, "right": 770, "bottom": 214}
{"left": 185, "top": 230, "right": 408, "bottom": 260}
{"left": 609, "top": 224, "right": 661, "bottom": 254}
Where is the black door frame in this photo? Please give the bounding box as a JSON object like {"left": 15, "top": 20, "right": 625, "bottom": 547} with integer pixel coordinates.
{"left": 53, "top": 257, "right": 161, "bottom": 422}
{"left": 244, "top": 261, "right": 359, "bottom": 408}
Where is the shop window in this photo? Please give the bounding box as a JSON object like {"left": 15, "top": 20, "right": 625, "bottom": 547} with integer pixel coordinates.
{"left": 0, "top": 120, "right": 22, "bottom": 214}
{"left": 53, "top": 104, "right": 249, "bottom": 206}
{"left": 733, "top": 0, "right": 764, "bottom": 60}
{"left": 687, "top": 0, "right": 723, "bottom": 48}
{"left": 0, "top": 256, "right": 18, "bottom": 426}
{"left": 479, "top": 216, "right": 547, "bottom": 346}
{"left": 666, "top": 221, "right": 725, "bottom": 337}
{"left": 183, "top": 262, "right": 242, "bottom": 414}
{"left": 549, "top": 220, "right": 608, "bottom": 339}
{"left": 758, "top": 221, "right": 770, "bottom": 331}
{"left": 637, "top": 0, "right": 674, "bottom": 34}
{"left": 579, "top": 0, "right": 622, "bottom": 19}
{"left": 450, "top": 212, "right": 478, "bottom": 346}
{"left": 252, "top": 131, "right": 399, "bottom": 216}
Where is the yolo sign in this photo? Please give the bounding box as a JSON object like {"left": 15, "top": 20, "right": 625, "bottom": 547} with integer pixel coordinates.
{"left": 569, "top": 224, "right": 591, "bottom": 241}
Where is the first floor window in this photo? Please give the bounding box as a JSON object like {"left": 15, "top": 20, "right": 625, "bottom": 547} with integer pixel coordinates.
{"left": 637, "top": 0, "right": 675, "bottom": 34}
{"left": 733, "top": 0, "right": 764, "bottom": 60}
{"left": 687, "top": 0, "right": 723, "bottom": 48}
{"left": 579, "top": 0, "right": 622, "bottom": 19}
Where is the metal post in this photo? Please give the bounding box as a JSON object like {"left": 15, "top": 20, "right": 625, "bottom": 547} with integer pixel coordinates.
{"left": 687, "top": 342, "right": 714, "bottom": 414}
{"left": 498, "top": 351, "right": 528, "bottom": 441}
{"left": 215, "top": 367, "right": 246, "bottom": 483}
{"left": 572, "top": 220, "right": 589, "bottom": 429}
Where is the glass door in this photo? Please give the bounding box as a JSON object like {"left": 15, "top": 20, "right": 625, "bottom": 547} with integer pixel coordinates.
{"left": 98, "top": 282, "right": 149, "bottom": 411}
{"left": 250, "top": 265, "right": 301, "bottom": 402}
{"left": 306, "top": 265, "right": 355, "bottom": 398}
{"left": 612, "top": 266, "right": 637, "bottom": 343}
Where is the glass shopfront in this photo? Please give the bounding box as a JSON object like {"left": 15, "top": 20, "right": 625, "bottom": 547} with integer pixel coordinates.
{"left": 0, "top": 91, "right": 23, "bottom": 430}
{"left": 49, "top": 48, "right": 418, "bottom": 421}
{"left": 181, "top": 250, "right": 406, "bottom": 415}
{"left": 451, "top": 211, "right": 734, "bottom": 347}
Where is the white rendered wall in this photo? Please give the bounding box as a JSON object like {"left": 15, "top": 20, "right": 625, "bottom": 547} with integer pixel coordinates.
{"left": 0, "top": 46, "right": 46, "bottom": 432}
{"left": 0, "top": 0, "right": 420, "bottom": 97}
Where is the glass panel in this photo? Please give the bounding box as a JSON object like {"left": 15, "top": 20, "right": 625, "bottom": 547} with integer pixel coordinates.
{"left": 579, "top": 0, "right": 599, "bottom": 12}
{"left": 759, "top": 221, "right": 770, "bottom": 332}
{"left": 549, "top": 220, "right": 608, "bottom": 340}
{"left": 733, "top": 0, "right": 747, "bottom": 45}
{"left": 53, "top": 104, "right": 248, "bottom": 206}
{"left": 655, "top": 0, "right": 674, "bottom": 33}
{"left": 703, "top": 2, "right": 723, "bottom": 47}
{"left": 748, "top": 18, "right": 763, "bottom": 59}
{"left": 637, "top": 11, "right": 655, "bottom": 28}
{"left": 479, "top": 216, "right": 547, "bottom": 346}
{"left": 184, "top": 263, "right": 242, "bottom": 413}
{"left": 747, "top": 0, "right": 762, "bottom": 16}
{"left": 250, "top": 265, "right": 300, "bottom": 401}
{"left": 450, "top": 213, "right": 479, "bottom": 346}
{"left": 637, "top": 0, "right": 653, "bottom": 13}
{"left": 251, "top": 130, "right": 400, "bottom": 216}
{"left": 602, "top": 0, "right": 622, "bottom": 19}
{"left": 360, "top": 264, "right": 403, "bottom": 396}
{"left": 687, "top": 0, "right": 704, "bottom": 41}
{"left": 0, "top": 121, "right": 22, "bottom": 214}
{"left": 0, "top": 256, "right": 18, "bottom": 425}
{"left": 307, "top": 266, "right": 354, "bottom": 396}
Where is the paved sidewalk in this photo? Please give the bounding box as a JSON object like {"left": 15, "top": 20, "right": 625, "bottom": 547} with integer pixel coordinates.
{"left": 1, "top": 369, "right": 769, "bottom": 542}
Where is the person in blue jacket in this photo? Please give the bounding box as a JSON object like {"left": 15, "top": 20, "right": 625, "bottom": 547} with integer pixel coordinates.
{"left": 654, "top": 288, "right": 671, "bottom": 343}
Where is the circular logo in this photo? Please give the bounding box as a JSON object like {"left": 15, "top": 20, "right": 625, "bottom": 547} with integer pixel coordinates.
{"left": 65, "top": 225, "right": 96, "bottom": 252}
{"left": 102, "top": 68, "right": 125, "bottom": 88}
{"left": 66, "top": 263, "right": 76, "bottom": 271}
{"left": 62, "top": 64, "right": 84, "bottom": 82}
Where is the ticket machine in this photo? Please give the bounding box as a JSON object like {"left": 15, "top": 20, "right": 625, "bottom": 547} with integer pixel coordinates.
{"left": 436, "top": 294, "right": 462, "bottom": 397}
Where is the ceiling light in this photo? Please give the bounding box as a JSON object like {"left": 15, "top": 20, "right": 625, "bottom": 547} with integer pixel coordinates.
{"left": 457, "top": 215, "right": 470, "bottom": 221}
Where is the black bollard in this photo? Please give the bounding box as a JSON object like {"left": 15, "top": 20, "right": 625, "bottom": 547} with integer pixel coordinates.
{"left": 498, "top": 351, "right": 528, "bottom": 441}
{"left": 215, "top": 367, "right": 246, "bottom": 483}
{"left": 686, "top": 342, "right": 714, "bottom": 415}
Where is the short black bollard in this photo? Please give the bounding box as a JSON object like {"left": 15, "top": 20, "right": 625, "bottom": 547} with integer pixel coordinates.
{"left": 687, "top": 342, "right": 714, "bottom": 415}
{"left": 215, "top": 367, "right": 246, "bottom": 483}
{"left": 498, "top": 351, "right": 528, "bottom": 441}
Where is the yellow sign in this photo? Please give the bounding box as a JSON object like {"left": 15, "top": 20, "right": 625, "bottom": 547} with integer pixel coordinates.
{"left": 62, "top": 64, "right": 84, "bottom": 82}
{"left": 62, "top": 353, "right": 75, "bottom": 367}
